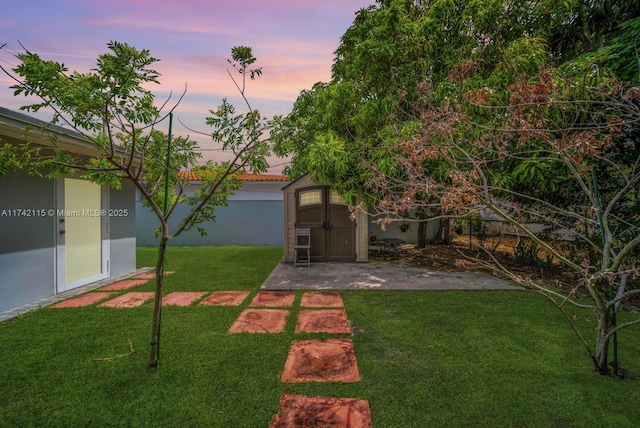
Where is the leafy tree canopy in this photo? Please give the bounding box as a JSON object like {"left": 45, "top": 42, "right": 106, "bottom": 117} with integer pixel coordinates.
{"left": 273, "top": 0, "right": 640, "bottom": 204}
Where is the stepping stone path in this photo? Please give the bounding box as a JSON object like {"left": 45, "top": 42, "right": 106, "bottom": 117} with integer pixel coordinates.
{"left": 50, "top": 275, "right": 371, "bottom": 426}
{"left": 132, "top": 271, "right": 175, "bottom": 279}
{"left": 100, "top": 279, "right": 149, "bottom": 291}
{"left": 50, "top": 292, "right": 116, "bottom": 308}
{"left": 162, "top": 292, "right": 207, "bottom": 307}
{"left": 300, "top": 291, "right": 345, "bottom": 308}
{"left": 232, "top": 290, "right": 371, "bottom": 427}
{"left": 270, "top": 394, "right": 372, "bottom": 428}
{"left": 50, "top": 278, "right": 251, "bottom": 309}
{"left": 229, "top": 309, "right": 289, "bottom": 333}
{"left": 99, "top": 292, "right": 155, "bottom": 308}
{"left": 249, "top": 291, "right": 296, "bottom": 307}
{"left": 200, "top": 291, "right": 250, "bottom": 306}
{"left": 295, "top": 309, "right": 351, "bottom": 334}
{"left": 281, "top": 338, "right": 361, "bottom": 383}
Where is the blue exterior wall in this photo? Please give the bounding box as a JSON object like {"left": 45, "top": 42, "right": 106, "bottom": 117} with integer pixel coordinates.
{"left": 136, "top": 200, "right": 284, "bottom": 246}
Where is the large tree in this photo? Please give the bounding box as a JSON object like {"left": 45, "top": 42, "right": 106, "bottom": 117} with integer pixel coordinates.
{"left": 273, "top": 0, "right": 618, "bottom": 242}
{"left": 375, "top": 61, "right": 640, "bottom": 375}
{"left": 360, "top": 13, "right": 640, "bottom": 375}
{"left": 2, "top": 42, "right": 271, "bottom": 367}
{"left": 274, "top": 0, "right": 640, "bottom": 375}
{"left": 275, "top": 0, "right": 604, "bottom": 179}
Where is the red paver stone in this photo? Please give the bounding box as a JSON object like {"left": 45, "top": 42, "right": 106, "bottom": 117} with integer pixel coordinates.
{"left": 295, "top": 310, "right": 351, "bottom": 334}
{"left": 281, "top": 339, "right": 360, "bottom": 383}
{"left": 249, "top": 291, "right": 295, "bottom": 307}
{"left": 300, "top": 291, "right": 344, "bottom": 308}
{"left": 132, "top": 271, "right": 175, "bottom": 279}
{"left": 50, "top": 292, "right": 116, "bottom": 308}
{"left": 200, "top": 291, "right": 250, "bottom": 306}
{"left": 228, "top": 309, "right": 289, "bottom": 333}
{"left": 162, "top": 292, "right": 207, "bottom": 306}
{"left": 270, "top": 394, "right": 372, "bottom": 428}
{"left": 100, "top": 279, "right": 148, "bottom": 291}
{"left": 99, "top": 292, "right": 155, "bottom": 308}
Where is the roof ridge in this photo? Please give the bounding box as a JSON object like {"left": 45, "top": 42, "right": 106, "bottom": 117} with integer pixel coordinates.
{"left": 177, "top": 170, "right": 289, "bottom": 182}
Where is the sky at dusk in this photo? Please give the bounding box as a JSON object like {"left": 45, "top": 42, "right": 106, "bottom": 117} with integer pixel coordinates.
{"left": 0, "top": 0, "right": 375, "bottom": 172}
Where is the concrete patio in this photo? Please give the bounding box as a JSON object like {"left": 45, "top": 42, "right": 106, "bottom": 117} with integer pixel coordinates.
{"left": 261, "top": 261, "right": 523, "bottom": 291}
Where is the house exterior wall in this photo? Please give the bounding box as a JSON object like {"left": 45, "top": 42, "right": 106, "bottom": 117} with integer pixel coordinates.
{"left": 0, "top": 171, "right": 136, "bottom": 312}
{"left": 0, "top": 171, "right": 137, "bottom": 313}
{"left": 108, "top": 180, "right": 137, "bottom": 276}
{"left": 0, "top": 107, "right": 138, "bottom": 314}
{"left": 0, "top": 170, "right": 56, "bottom": 312}
{"left": 135, "top": 180, "right": 288, "bottom": 247}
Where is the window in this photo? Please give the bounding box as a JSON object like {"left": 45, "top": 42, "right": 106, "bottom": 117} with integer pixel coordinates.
{"left": 299, "top": 189, "right": 322, "bottom": 206}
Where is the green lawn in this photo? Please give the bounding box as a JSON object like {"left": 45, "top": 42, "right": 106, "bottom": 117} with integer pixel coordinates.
{"left": 1, "top": 246, "right": 639, "bottom": 427}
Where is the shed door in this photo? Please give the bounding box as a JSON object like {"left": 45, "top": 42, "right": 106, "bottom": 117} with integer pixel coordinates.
{"left": 296, "top": 186, "right": 356, "bottom": 262}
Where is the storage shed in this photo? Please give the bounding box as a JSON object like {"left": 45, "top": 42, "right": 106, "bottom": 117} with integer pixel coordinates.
{"left": 282, "top": 174, "right": 368, "bottom": 264}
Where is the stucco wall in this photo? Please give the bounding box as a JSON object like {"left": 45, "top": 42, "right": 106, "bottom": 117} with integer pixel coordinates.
{"left": 136, "top": 200, "right": 285, "bottom": 246}
{"left": 0, "top": 107, "right": 137, "bottom": 313}
{"left": 135, "top": 180, "right": 287, "bottom": 247}
{"left": 0, "top": 170, "right": 56, "bottom": 312}
{"left": 0, "top": 171, "right": 138, "bottom": 313}
{"left": 108, "top": 180, "right": 137, "bottom": 276}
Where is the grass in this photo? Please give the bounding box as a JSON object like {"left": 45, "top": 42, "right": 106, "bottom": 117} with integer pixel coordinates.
{"left": 1, "top": 246, "right": 639, "bottom": 427}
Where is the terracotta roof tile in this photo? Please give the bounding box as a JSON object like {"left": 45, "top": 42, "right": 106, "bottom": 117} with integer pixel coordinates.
{"left": 177, "top": 171, "right": 288, "bottom": 182}
{"left": 178, "top": 171, "right": 201, "bottom": 181}
{"left": 236, "top": 173, "right": 290, "bottom": 182}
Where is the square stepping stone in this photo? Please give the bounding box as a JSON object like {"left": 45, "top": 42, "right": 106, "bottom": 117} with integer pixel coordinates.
{"left": 132, "top": 271, "right": 175, "bottom": 279}
{"left": 281, "top": 339, "right": 360, "bottom": 383}
{"left": 295, "top": 310, "right": 351, "bottom": 334}
{"left": 162, "top": 292, "right": 207, "bottom": 306}
{"left": 270, "top": 394, "right": 372, "bottom": 428}
{"left": 100, "top": 279, "right": 148, "bottom": 291}
{"left": 200, "top": 291, "right": 250, "bottom": 306}
{"left": 249, "top": 291, "right": 295, "bottom": 307}
{"left": 99, "top": 292, "right": 155, "bottom": 308}
{"left": 50, "top": 292, "right": 116, "bottom": 308}
{"left": 229, "top": 309, "right": 289, "bottom": 333}
{"left": 300, "top": 291, "right": 344, "bottom": 308}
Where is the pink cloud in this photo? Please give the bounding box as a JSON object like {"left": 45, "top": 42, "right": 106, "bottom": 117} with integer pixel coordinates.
{"left": 1, "top": 0, "right": 374, "bottom": 172}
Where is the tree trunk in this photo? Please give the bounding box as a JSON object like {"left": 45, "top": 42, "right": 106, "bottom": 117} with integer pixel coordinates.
{"left": 148, "top": 234, "right": 169, "bottom": 368}
{"left": 442, "top": 218, "right": 452, "bottom": 245}
{"left": 593, "top": 305, "right": 612, "bottom": 375}
{"left": 417, "top": 221, "right": 427, "bottom": 248}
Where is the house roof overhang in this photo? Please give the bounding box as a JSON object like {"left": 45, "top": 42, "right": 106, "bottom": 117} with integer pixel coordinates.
{"left": 0, "top": 106, "right": 141, "bottom": 166}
